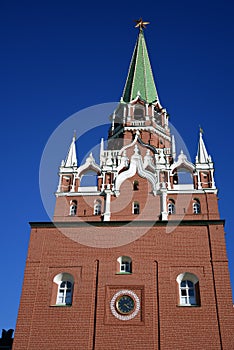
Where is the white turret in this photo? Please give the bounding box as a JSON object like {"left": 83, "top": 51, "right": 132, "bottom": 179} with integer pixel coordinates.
{"left": 196, "top": 129, "right": 211, "bottom": 164}
{"left": 64, "top": 134, "right": 77, "bottom": 167}
{"left": 195, "top": 129, "right": 216, "bottom": 190}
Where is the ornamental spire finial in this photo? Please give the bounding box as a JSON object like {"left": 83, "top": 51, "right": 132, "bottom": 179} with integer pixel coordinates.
{"left": 73, "top": 129, "right": 77, "bottom": 140}
{"left": 134, "top": 18, "right": 150, "bottom": 30}
{"left": 199, "top": 125, "right": 204, "bottom": 134}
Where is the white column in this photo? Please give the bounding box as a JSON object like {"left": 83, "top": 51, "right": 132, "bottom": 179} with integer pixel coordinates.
{"left": 210, "top": 169, "right": 216, "bottom": 189}
{"left": 103, "top": 187, "right": 111, "bottom": 221}
{"left": 165, "top": 112, "right": 169, "bottom": 126}
{"left": 160, "top": 183, "right": 168, "bottom": 221}
{"left": 146, "top": 103, "right": 149, "bottom": 116}
{"left": 124, "top": 106, "right": 127, "bottom": 119}
{"left": 71, "top": 173, "right": 76, "bottom": 192}
{"left": 57, "top": 174, "right": 62, "bottom": 192}
{"left": 197, "top": 170, "right": 202, "bottom": 189}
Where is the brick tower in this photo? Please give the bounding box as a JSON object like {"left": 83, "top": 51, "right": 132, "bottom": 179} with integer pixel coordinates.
{"left": 13, "top": 20, "right": 234, "bottom": 350}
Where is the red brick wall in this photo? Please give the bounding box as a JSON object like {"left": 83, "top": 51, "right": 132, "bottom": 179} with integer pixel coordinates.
{"left": 13, "top": 222, "right": 234, "bottom": 350}
{"left": 54, "top": 175, "right": 220, "bottom": 222}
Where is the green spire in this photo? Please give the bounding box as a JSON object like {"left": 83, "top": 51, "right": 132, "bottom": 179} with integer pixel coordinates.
{"left": 122, "top": 26, "right": 159, "bottom": 104}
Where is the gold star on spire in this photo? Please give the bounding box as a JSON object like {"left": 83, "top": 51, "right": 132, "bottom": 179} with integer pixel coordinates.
{"left": 134, "top": 18, "right": 150, "bottom": 30}
{"left": 199, "top": 125, "right": 204, "bottom": 134}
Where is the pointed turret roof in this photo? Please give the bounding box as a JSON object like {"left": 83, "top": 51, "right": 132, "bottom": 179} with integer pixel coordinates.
{"left": 196, "top": 129, "right": 211, "bottom": 164}
{"left": 64, "top": 134, "right": 77, "bottom": 167}
{"left": 122, "top": 24, "right": 159, "bottom": 104}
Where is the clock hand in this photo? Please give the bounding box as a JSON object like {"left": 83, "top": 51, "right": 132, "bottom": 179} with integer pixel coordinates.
{"left": 124, "top": 303, "right": 130, "bottom": 309}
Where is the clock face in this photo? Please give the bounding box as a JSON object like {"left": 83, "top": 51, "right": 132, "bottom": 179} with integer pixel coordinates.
{"left": 116, "top": 295, "right": 135, "bottom": 314}
{"left": 110, "top": 289, "right": 140, "bottom": 321}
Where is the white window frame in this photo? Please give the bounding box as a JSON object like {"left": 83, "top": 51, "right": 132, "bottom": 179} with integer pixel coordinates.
{"left": 179, "top": 280, "right": 196, "bottom": 305}
{"left": 120, "top": 261, "right": 131, "bottom": 273}
{"left": 176, "top": 273, "right": 199, "bottom": 306}
{"left": 53, "top": 273, "right": 74, "bottom": 306}
{"left": 57, "top": 281, "right": 73, "bottom": 305}
{"left": 117, "top": 256, "right": 132, "bottom": 274}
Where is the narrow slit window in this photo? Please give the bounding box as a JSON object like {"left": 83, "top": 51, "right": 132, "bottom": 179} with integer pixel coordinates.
{"left": 69, "top": 200, "right": 77, "bottom": 216}
{"left": 193, "top": 199, "right": 201, "bottom": 214}
{"left": 94, "top": 199, "right": 102, "bottom": 215}
{"left": 133, "top": 202, "right": 140, "bottom": 214}
{"left": 168, "top": 200, "right": 175, "bottom": 215}
{"left": 133, "top": 180, "right": 139, "bottom": 191}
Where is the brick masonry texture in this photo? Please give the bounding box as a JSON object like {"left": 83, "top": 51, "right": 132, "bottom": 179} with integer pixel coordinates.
{"left": 13, "top": 221, "right": 234, "bottom": 350}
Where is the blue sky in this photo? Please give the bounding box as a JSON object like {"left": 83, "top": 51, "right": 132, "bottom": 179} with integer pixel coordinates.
{"left": 1, "top": 0, "right": 234, "bottom": 330}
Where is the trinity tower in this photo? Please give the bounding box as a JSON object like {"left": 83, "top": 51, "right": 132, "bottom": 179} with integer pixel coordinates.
{"left": 13, "top": 20, "right": 234, "bottom": 349}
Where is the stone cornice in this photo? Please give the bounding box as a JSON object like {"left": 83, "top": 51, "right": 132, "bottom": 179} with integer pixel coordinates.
{"left": 29, "top": 219, "right": 225, "bottom": 228}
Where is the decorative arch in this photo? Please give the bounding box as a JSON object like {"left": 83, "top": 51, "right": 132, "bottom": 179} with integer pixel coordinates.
{"left": 118, "top": 131, "right": 139, "bottom": 156}
{"left": 170, "top": 151, "right": 195, "bottom": 175}
{"left": 77, "top": 153, "right": 101, "bottom": 178}
{"left": 115, "top": 145, "right": 157, "bottom": 196}
{"left": 77, "top": 153, "right": 101, "bottom": 189}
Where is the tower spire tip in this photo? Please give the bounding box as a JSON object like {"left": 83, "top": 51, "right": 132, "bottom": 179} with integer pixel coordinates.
{"left": 199, "top": 125, "right": 204, "bottom": 134}
{"left": 73, "top": 129, "right": 77, "bottom": 140}
{"left": 134, "top": 18, "right": 150, "bottom": 30}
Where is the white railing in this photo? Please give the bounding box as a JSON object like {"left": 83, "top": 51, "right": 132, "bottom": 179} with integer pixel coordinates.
{"left": 102, "top": 150, "right": 120, "bottom": 158}
{"left": 131, "top": 121, "right": 145, "bottom": 126}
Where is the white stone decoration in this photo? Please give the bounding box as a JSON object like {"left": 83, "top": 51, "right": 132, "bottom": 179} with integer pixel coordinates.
{"left": 64, "top": 135, "right": 78, "bottom": 167}
{"left": 110, "top": 289, "right": 140, "bottom": 321}
{"left": 77, "top": 152, "right": 101, "bottom": 177}
{"left": 170, "top": 150, "right": 195, "bottom": 174}
{"left": 115, "top": 146, "right": 158, "bottom": 196}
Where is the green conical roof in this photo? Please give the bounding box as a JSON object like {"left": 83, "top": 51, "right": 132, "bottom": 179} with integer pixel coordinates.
{"left": 122, "top": 28, "right": 159, "bottom": 104}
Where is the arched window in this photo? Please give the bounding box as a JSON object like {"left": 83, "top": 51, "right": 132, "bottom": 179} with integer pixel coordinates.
{"left": 168, "top": 199, "right": 175, "bottom": 215}
{"left": 176, "top": 273, "right": 200, "bottom": 306}
{"left": 133, "top": 180, "right": 139, "bottom": 191}
{"left": 94, "top": 199, "right": 102, "bottom": 215}
{"left": 177, "top": 169, "right": 193, "bottom": 184}
{"left": 53, "top": 273, "right": 74, "bottom": 306}
{"left": 193, "top": 199, "right": 201, "bottom": 214}
{"left": 134, "top": 107, "right": 144, "bottom": 120}
{"left": 117, "top": 256, "right": 132, "bottom": 273}
{"left": 155, "top": 112, "right": 162, "bottom": 126}
{"left": 69, "top": 200, "right": 77, "bottom": 216}
{"left": 80, "top": 170, "right": 98, "bottom": 187}
{"left": 132, "top": 202, "right": 140, "bottom": 214}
